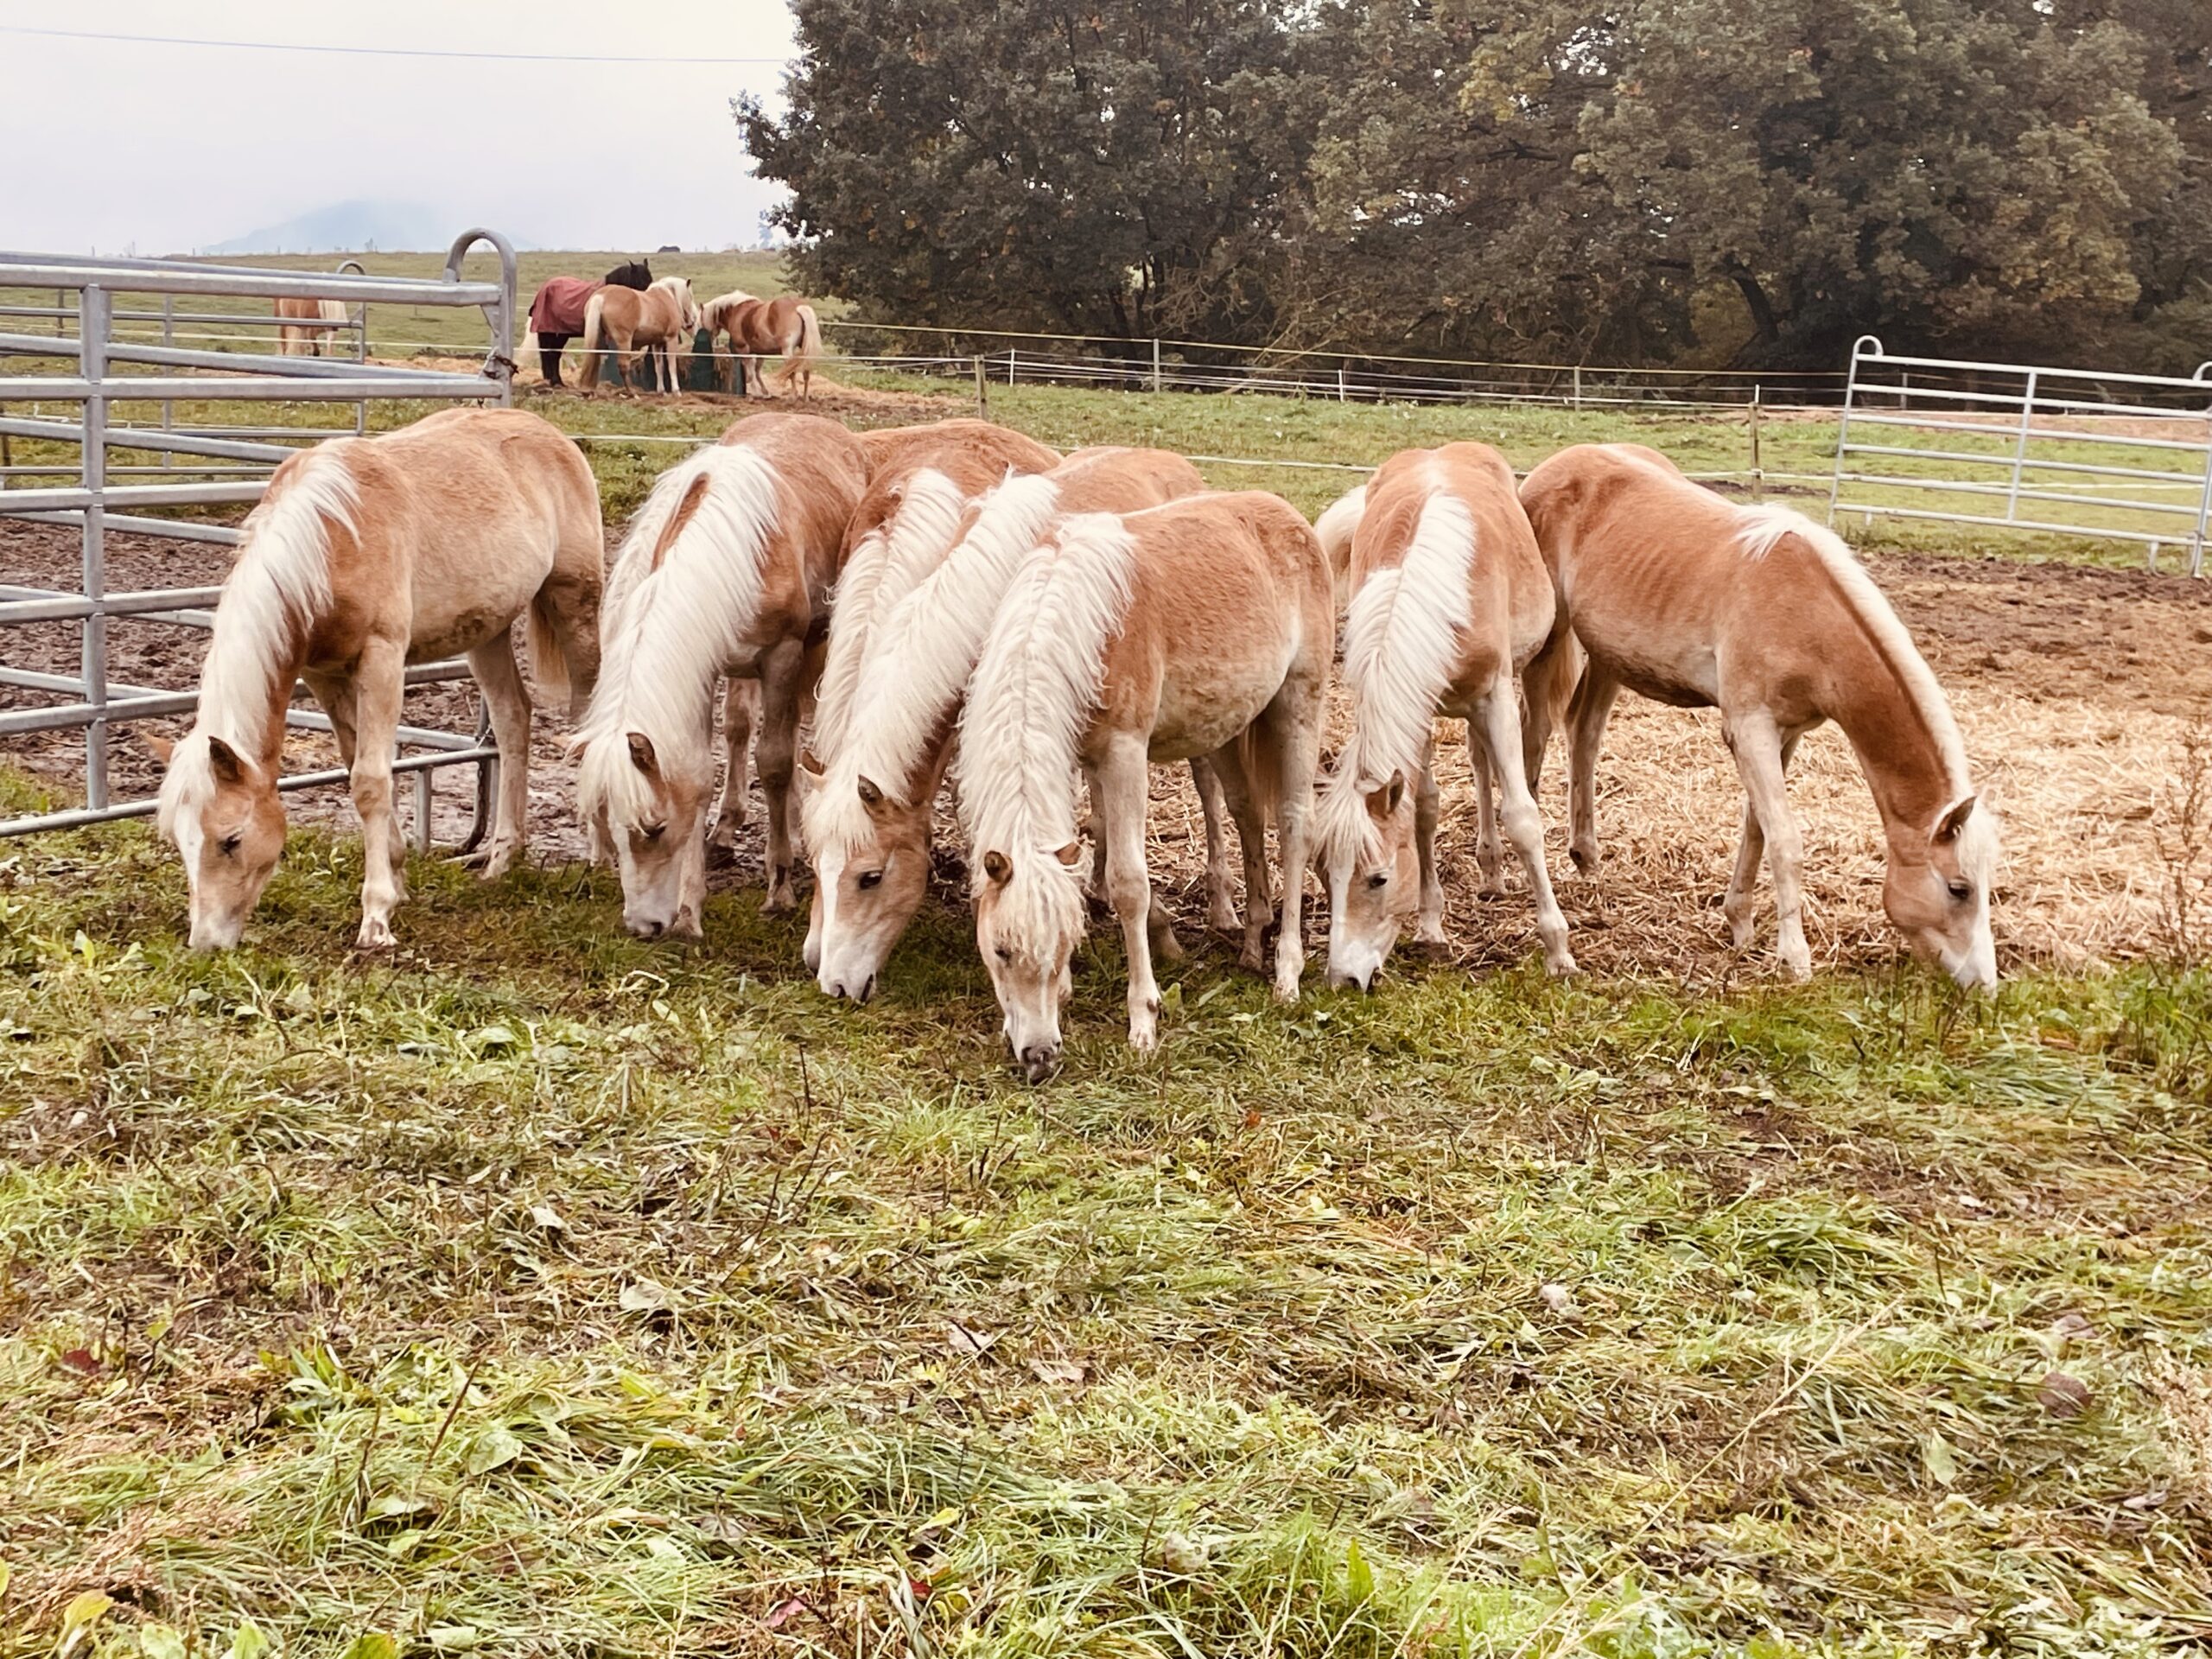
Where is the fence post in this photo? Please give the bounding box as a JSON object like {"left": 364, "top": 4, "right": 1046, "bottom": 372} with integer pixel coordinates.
{"left": 973, "top": 354, "right": 988, "bottom": 419}
{"left": 2189, "top": 423, "right": 2212, "bottom": 578}
{"left": 79, "top": 283, "right": 110, "bottom": 811}
{"left": 1749, "top": 385, "right": 1764, "bottom": 501}
{"left": 2006, "top": 370, "right": 2038, "bottom": 524}
{"left": 1007, "top": 349, "right": 1016, "bottom": 389}
{"left": 160, "top": 296, "right": 175, "bottom": 466}
{"left": 1338, "top": 365, "right": 1348, "bottom": 404}
{"left": 1572, "top": 364, "right": 1582, "bottom": 411}
{"left": 1152, "top": 337, "right": 1162, "bottom": 395}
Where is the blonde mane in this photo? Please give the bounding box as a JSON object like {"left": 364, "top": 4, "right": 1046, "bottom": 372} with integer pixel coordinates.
{"left": 1316, "top": 483, "right": 1476, "bottom": 867}
{"left": 954, "top": 510, "right": 1138, "bottom": 944}
{"left": 803, "top": 471, "right": 1068, "bottom": 864}
{"left": 157, "top": 445, "right": 357, "bottom": 834}
{"left": 1735, "top": 504, "right": 1999, "bottom": 878}
{"left": 811, "top": 467, "right": 976, "bottom": 763}
{"left": 575, "top": 444, "right": 781, "bottom": 832}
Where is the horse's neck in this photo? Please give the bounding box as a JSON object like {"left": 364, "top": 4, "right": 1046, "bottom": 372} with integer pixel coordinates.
{"left": 1822, "top": 624, "right": 1959, "bottom": 846}
{"left": 198, "top": 559, "right": 315, "bottom": 768}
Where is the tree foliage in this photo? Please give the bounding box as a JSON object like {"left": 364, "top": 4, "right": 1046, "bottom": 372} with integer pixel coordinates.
{"left": 738, "top": 0, "right": 2208, "bottom": 368}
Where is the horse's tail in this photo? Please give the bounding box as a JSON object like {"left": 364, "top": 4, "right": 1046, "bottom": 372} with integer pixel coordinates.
{"left": 526, "top": 588, "right": 575, "bottom": 711}
{"left": 776, "top": 302, "right": 822, "bottom": 396}
{"left": 1313, "top": 482, "right": 1368, "bottom": 618}
{"left": 576, "top": 290, "right": 608, "bottom": 390}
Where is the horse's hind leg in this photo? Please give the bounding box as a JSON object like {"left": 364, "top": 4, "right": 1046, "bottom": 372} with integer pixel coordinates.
{"left": 1724, "top": 709, "right": 1810, "bottom": 980}
{"left": 1478, "top": 681, "right": 1576, "bottom": 976}
{"left": 1262, "top": 666, "right": 1325, "bottom": 1003}
{"left": 709, "top": 677, "right": 760, "bottom": 858}
{"left": 1466, "top": 730, "right": 1503, "bottom": 895}
{"left": 1190, "top": 757, "right": 1240, "bottom": 933}
{"left": 1205, "top": 743, "right": 1274, "bottom": 976}
{"left": 464, "top": 632, "right": 533, "bottom": 880}
{"left": 1566, "top": 665, "right": 1619, "bottom": 874}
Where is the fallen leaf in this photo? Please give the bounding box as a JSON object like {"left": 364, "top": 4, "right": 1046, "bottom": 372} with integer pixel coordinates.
{"left": 465, "top": 1424, "right": 524, "bottom": 1475}
{"left": 1028, "top": 1357, "right": 1087, "bottom": 1385}
{"left": 226, "top": 1620, "right": 270, "bottom": 1659}
{"left": 944, "top": 1321, "right": 997, "bottom": 1357}
{"left": 529, "top": 1203, "right": 569, "bottom": 1234}
{"left": 1921, "top": 1430, "right": 1959, "bottom": 1487}
{"left": 764, "top": 1597, "right": 810, "bottom": 1630}
{"left": 339, "top": 1637, "right": 400, "bottom": 1659}
{"left": 2039, "top": 1370, "right": 2092, "bottom": 1420}
{"left": 140, "top": 1622, "right": 189, "bottom": 1659}
{"left": 59, "top": 1348, "right": 99, "bottom": 1376}
{"left": 1538, "top": 1283, "right": 1573, "bottom": 1314}
{"left": 620, "top": 1279, "right": 681, "bottom": 1315}
{"left": 58, "top": 1595, "right": 115, "bottom": 1659}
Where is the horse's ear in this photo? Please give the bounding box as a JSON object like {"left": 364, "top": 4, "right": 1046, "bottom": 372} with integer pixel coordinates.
{"left": 983, "top": 850, "right": 1013, "bottom": 886}
{"left": 143, "top": 731, "right": 176, "bottom": 766}
{"left": 626, "top": 731, "right": 659, "bottom": 779}
{"left": 1936, "top": 794, "right": 1977, "bottom": 842}
{"left": 1054, "top": 841, "right": 1084, "bottom": 868}
{"left": 207, "top": 735, "right": 247, "bottom": 785}
{"left": 856, "top": 776, "right": 892, "bottom": 818}
{"left": 798, "top": 748, "right": 824, "bottom": 779}
{"left": 1365, "top": 770, "right": 1407, "bottom": 821}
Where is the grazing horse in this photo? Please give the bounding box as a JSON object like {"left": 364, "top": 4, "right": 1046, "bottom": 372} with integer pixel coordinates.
{"left": 1314, "top": 445, "right": 1576, "bottom": 990}
{"left": 576, "top": 276, "right": 699, "bottom": 393}
{"left": 1518, "top": 442, "right": 1999, "bottom": 987}
{"left": 156, "top": 408, "right": 604, "bottom": 950}
{"left": 957, "top": 492, "right": 1332, "bottom": 1078}
{"left": 699, "top": 293, "right": 823, "bottom": 399}
{"left": 574, "top": 412, "right": 868, "bottom": 937}
{"left": 525, "top": 260, "right": 652, "bottom": 388}
{"left": 274, "top": 296, "right": 350, "bottom": 358}
{"left": 802, "top": 446, "right": 1213, "bottom": 1004}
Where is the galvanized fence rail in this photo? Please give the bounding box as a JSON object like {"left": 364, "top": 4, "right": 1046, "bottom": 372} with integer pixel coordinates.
{"left": 0, "top": 231, "right": 519, "bottom": 838}
{"left": 1827, "top": 336, "right": 2212, "bottom": 575}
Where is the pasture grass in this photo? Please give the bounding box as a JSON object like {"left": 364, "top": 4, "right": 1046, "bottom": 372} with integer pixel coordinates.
{"left": 3, "top": 791, "right": 2209, "bottom": 1658}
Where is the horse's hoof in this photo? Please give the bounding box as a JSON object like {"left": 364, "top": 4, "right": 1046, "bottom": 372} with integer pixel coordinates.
{"left": 1568, "top": 844, "right": 1599, "bottom": 875}
{"left": 355, "top": 922, "right": 396, "bottom": 952}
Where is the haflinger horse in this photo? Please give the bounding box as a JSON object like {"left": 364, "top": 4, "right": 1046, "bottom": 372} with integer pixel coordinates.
{"left": 576, "top": 276, "right": 699, "bottom": 393}
{"left": 802, "top": 446, "right": 1211, "bottom": 1005}
{"left": 156, "top": 408, "right": 604, "bottom": 950}
{"left": 957, "top": 491, "right": 1332, "bottom": 1080}
{"left": 1314, "top": 445, "right": 1578, "bottom": 990}
{"left": 1517, "top": 442, "right": 1999, "bottom": 987}
{"left": 699, "top": 292, "right": 823, "bottom": 399}
{"left": 574, "top": 411, "right": 868, "bottom": 938}
{"left": 274, "top": 296, "right": 349, "bottom": 358}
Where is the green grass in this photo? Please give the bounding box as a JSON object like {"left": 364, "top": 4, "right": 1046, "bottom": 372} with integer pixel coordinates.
{"left": 2, "top": 800, "right": 2209, "bottom": 1658}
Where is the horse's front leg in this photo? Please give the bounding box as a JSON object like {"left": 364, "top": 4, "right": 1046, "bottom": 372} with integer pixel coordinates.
{"left": 1724, "top": 709, "right": 1810, "bottom": 980}
{"left": 1096, "top": 738, "right": 1164, "bottom": 1051}
{"left": 754, "top": 639, "right": 807, "bottom": 913}
{"left": 304, "top": 669, "right": 404, "bottom": 899}
{"left": 1414, "top": 752, "right": 1448, "bottom": 942}
{"left": 346, "top": 638, "right": 410, "bottom": 950}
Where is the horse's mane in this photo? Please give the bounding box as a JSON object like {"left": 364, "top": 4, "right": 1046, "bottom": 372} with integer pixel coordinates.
{"left": 1735, "top": 503, "right": 1998, "bottom": 875}
{"left": 575, "top": 444, "right": 782, "bottom": 834}
{"left": 804, "top": 470, "right": 1065, "bottom": 861}
{"left": 955, "top": 510, "right": 1137, "bottom": 945}
{"left": 1317, "top": 481, "right": 1474, "bottom": 868}
{"left": 812, "top": 467, "right": 976, "bottom": 763}
{"left": 157, "top": 444, "right": 357, "bottom": 833}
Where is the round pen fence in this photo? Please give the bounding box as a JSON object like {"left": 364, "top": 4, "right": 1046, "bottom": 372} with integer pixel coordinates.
{"left": 0, "top": 231, "right": 520, "bottom": 839}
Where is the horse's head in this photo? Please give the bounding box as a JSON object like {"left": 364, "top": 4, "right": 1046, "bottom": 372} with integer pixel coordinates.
{"left": 604, "top": 259, "right": 652, "bottom": 290}
{"left": 1884, "top": 793, "right": 1999, "bottom": 989}
{"left": 1316, "top": 769, "right": 1420, "bottom": 992}
{"left": 972, "top": 841, "right": 1086, "bottom": 1083}
{"left": 577, "top": 727, "right": 711, "bottom": 940}
{"left": 801, "top": 761, "right": 934, "bottom": 1003}
{"left": 154, "top": 732, "right": 288, "bottom": 950}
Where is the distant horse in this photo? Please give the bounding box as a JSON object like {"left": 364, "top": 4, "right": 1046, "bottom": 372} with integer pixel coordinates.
{"left": 1313, "top": 445, "right": 1576, "bottom": 992}
{"left": 700, "top": 292, "right": 823, "bottom": 399}
{"left": 574, "top": 412, "right": 868, "bottom": 936}
{"left": 156, "top": 408, "right": 604, "bottom": 950}
{"left": 1517, "top": 442, "right": 1999, "bottom": 986}
{"left": 575, "top": 276, "right": 698, "bottom": 394}
{"left": 957, "top": 491, "right": 1332, "bottom": 1079}
{"left": 524, "top": 259, "right": 652, "bottom": 389}
{"left": 801, "top": 445, "right": 1211, "bottom": 1006}
{"left": 274, "top": 296, "right": 350, "bottom": 358}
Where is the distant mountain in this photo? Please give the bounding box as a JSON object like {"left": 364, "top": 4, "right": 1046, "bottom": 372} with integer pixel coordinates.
{"left": 205, "top": 200, "right": 538, "bottom": 256}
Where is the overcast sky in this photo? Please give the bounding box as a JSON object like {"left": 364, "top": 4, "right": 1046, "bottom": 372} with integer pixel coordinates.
{"left": 0, "top": 0, "right": 798, "bottom": 256}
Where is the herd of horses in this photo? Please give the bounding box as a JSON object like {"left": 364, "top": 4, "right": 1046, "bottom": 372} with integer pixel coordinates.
{"left": 518, "top": 259, "right": 823, "bottom": 397}
{"left": 152, "top": 408, "right": 1999, "bottom": 1079}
